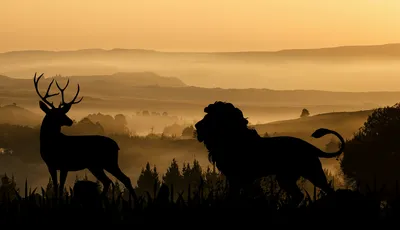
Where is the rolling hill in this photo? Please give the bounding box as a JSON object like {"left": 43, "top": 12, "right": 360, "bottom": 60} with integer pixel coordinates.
{"left": 252, "top": 110, "right": 373, "bottom": 144}
{"left": 0, "top": 103, "right": 42, "bottom": 126}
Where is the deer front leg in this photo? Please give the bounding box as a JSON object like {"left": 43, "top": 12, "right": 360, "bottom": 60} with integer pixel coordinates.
{"left": 48, "top": 167, "right": 58, "bottom": 198}
{"left": 59, "top": 170, "right": 68, "bottom": 199}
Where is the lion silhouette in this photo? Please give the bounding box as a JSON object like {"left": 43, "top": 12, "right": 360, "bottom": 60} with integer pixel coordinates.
{"left": 195, "top": 101, "right": 345, "bottom": 204}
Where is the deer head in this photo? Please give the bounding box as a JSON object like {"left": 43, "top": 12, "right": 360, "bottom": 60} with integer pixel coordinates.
{"left": 33, "top": 73, "right": 83, "bottom": 128}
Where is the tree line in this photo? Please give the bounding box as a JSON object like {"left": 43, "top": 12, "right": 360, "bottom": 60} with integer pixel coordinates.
{"left": 0, "top": 156, "right": 341, "bottom": 203}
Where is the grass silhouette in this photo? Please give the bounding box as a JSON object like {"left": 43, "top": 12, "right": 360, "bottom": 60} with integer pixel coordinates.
{"left": 0, "top": 177, "right": 398, "bottom": 223}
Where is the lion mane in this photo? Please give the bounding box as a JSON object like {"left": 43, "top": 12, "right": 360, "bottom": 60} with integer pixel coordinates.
{"left": 194, "top": 101, "right": 260, "bottom": 165}
{"left": 195, "top": 101, "right": 345, "bottom": 204}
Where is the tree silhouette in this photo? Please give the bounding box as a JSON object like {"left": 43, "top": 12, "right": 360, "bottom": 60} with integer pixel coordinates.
{"left": 181, "top": 163, "right": 192, "bottom": 197}
{"left": 114, "top": 114, "right": 130, "bottom": 134}
{"left": 152, "top": 165, "right": 161, "bottom": 193}
{"left": 189, "top": 159, "right": 203, "bottom": 190}
{"left": 85, "top": 113, "right": 130, "bottom": 135}
{"left": 341, "top": 104, "right": 400, "bottom": 199}
{"left": 300, "top": 108, "right": 310, "bottom": 118}
{"left": 325, "top": 138, "right": 340, "bottom": 153}
{"left": 204, "top": 164, "right": 225, "bottom": 193}
{"left": 162, "top": 158, "right": 183, "bottom": 197}
{"left": 181, "top": 159, "right": 205, "bottom": 198}
{"left": 63, "top": 117, "right": 105, "bottom": 135}
{"left": 0, "top": 174, "right": 16, "bottom": 201}
{"left": 136, "top": 162, "right": 161, "bottom": 198}
{"left": 181, "top": 125, "right": 195, "bottom": 138}
{"left": 163, "top": 123, "right": 183, "bottom": 137}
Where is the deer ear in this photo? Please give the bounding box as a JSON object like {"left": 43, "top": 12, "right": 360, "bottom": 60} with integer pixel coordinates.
{"left": 39, "top": 101, "right": 51, "bottom": 114}
{"left": 62, "top": 104, "right": 71, "bottom": 113}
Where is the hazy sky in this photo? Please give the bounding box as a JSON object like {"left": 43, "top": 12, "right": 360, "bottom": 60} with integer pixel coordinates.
{"left": 1, "top": 0, "right": 400, "bottom": 52}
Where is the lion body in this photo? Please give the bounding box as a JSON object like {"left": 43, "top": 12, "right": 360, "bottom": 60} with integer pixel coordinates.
{"left": 195, "top": 101, "right": 345, "bottom": 204}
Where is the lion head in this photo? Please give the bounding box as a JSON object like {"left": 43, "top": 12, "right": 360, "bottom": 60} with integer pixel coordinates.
{"left": 194, "top": 101, "right": 260, "bottom": 164}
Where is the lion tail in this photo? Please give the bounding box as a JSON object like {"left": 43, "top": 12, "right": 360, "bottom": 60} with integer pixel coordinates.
{"left": 311, "top": 128, "right": 345, "bottom": 158}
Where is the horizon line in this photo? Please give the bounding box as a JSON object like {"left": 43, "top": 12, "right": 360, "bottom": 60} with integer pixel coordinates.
{"left": 1, "top": 42, "right": 400, "bottom": 55}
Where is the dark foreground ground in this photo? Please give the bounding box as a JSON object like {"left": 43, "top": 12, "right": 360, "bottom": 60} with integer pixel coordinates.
{"left": 0, "top": 180, "right": 398, "bottom": 224}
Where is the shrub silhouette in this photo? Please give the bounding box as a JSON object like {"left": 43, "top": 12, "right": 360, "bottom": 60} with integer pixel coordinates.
{"left": 300, "top": 108, "right": 310, "bottom": 118}
{"left": 341, "top": 103, "right": 400, "bottom": 199}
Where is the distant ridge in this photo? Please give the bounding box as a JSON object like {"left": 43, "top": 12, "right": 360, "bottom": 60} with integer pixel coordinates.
{"left": 2, "top": 43, "right": 400, "bottom": 57}
{"left": 0, "top": 72, "right": 186, "bottom": 88}
{"left": 1, "top": 48, "right": 158, "bottom": 54}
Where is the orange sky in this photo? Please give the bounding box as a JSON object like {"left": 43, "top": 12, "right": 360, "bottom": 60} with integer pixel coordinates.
{"left": 1, "top": 0, "right": 400, "bottom": 52}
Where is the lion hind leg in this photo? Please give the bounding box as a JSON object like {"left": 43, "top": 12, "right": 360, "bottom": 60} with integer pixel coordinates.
{"left": 304, "top": 164, "right": 335, "bottom": 196}
{"left": 276, "top": 175, "right": 304, "bottom": 205}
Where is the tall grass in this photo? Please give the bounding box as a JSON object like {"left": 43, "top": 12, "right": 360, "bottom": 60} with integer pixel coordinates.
{"left": 0, "top": 178, "right": 399, "bottom": 223}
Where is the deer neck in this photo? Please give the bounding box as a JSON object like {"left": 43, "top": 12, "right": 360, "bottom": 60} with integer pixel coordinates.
{"left": 40, "top": 117, "right": 65, "bottom": 142}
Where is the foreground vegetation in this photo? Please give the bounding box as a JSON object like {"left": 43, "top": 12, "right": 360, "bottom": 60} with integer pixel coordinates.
{"left": 0, "top": 158, "right": 393, "bottom": 223}
{"left": 0, "top": 176, "right": 397, "bottom": 223}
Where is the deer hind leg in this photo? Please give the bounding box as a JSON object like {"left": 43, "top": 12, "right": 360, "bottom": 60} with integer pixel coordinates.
{"left": 105, "top": 165, "right": 137, "bottom": 200}
{"left": 88, "top": 168, "right": 112, "bottom": 196}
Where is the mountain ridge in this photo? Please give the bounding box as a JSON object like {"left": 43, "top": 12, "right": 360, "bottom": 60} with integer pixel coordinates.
{"left": 1, "top": 73, "right": 400, "bottom": 94}
{"left": 2, "top": 43, "right": 400, "bottom": 57}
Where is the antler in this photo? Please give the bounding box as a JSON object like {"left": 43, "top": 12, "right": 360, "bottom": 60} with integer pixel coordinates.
{"left": 33, "top": 72, "right": 59, "bottom": 109}
{"left": 55, "top": 78, "right": 83, "bottom": 108}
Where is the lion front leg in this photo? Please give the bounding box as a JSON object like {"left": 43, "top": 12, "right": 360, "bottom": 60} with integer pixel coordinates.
{"left": 227, "top": 178, "right": 243, "bottom": 199}
{"left": 227, "top": 177, "right": 254, "bottom": 200}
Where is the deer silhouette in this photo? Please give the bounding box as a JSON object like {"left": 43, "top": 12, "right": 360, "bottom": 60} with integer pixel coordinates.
{"left": 33, "top": 73, "right": 137, "bottom": 200}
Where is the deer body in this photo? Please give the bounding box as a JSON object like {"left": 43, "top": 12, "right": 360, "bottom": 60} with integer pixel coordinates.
{"left": 40, "top": 134, "right": 119, "bottom": 172}
{"left": 34, "top": 73, "right": 137, "bottom": 200}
